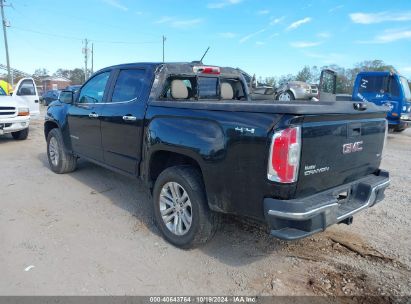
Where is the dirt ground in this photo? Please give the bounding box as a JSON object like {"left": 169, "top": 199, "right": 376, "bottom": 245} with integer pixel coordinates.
{"left": 0, "top": 107, "right": 410, "bottom": 298}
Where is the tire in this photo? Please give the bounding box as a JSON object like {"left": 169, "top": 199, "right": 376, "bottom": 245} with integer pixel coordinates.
{"left": 12, "top": 128, "right": 29, "bottom": 140}
{"left": 153, "top": 166, "right": 220, "bottom": 249}
{"left": 393, "top": 126, "right": 406, "bottom": 133}
{"left": 47, "top": 128, "right": 77, "bottom": 174}
{"left": 278, "top": 90, "right": 295, "bottom": 101}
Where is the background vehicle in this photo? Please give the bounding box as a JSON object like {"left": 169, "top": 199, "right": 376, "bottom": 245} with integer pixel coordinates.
{"left": 44, "top": 63, "right": 389, "bottom": 249}
{"left": 12, "top": 78, "right": 40, "bottom": 118}
{"left": 0, "top": 80, "right": 32, "bottom": 140}
{"left": 352, "top": 71, "right": 411, "bottom": 132}
{"left": 42, "top": 90, "right": 61, "bottom": 106}
{"left": 238, "top": 69, "right": 276, "bottom": 100}
{"left": 0, "top": 79, "right": 13, "bottom": 95}
{"left": 276, "top": 81, "right": 318, "bottom": 101}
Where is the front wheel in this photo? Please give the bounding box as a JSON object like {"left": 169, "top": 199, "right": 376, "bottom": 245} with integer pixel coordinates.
{"left": 12, "top": 128, "right": 29, "bottom": 140}
{"left": 153, "top": 166, "right": 220, "bottom": 249}
{"left": 47, "top": 128, "right": 77, "bottom": 174}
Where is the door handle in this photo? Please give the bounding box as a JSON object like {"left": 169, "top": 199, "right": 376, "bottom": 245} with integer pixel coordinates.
{"left": 34, "top": 100, "right": 39, "bottom": 103}
{"left": 122, "top": 115, "right": 137, "bottom": 121}
{"left": 89, "top": 113, "right": 99, "bottom": 118}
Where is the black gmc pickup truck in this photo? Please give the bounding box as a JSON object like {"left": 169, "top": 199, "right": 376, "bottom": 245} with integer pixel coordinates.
{"left": 44, "top": 63, "right": 390, "bottom": 248}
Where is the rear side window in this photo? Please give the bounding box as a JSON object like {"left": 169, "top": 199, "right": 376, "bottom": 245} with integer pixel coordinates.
{"left": 358, "top": 76, "right": 388, "bottom": 94}
{"left": 198, "top": 77, "right": 218, "bottom": 99}
{"left": 111, "top": 69, "right": 146, "bottom": 102}
{"left": 17, "top": 79, "right": 36, "bottom": 96}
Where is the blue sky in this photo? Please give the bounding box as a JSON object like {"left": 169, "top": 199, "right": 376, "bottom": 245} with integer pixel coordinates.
{"left": 2, "top": 0, "right": 411, "bottom": 78}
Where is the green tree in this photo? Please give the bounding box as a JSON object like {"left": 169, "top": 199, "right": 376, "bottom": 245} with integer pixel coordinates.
{"left": 53, "top": 68, "right": 71, "bottom": 79}
{"left": 53, "top": 68, "right": 85, "bottom": 84}
{"left": 295, "top": 66, "right": 312, "bottom": 82}
{"left": 264, "top": 77, "right": 277, "bottom": 88}
{"left": 70, "top": 68, "right": 86, "bottom": 84}
{"left": 278, "top": 74, "right": 295, "bottom": 86}
{"left": 33, "top": 68, "right": 49, "bottom": 78}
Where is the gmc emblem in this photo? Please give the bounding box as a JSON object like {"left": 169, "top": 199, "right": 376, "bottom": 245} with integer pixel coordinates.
{"left": 343, "top": 141, "right": 363, "bottom": 154}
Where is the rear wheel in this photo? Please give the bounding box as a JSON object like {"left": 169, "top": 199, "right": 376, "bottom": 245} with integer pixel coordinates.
{"left": 278, "top": 91, "right": 295, "bottom": 101}
{"left": 12, "top": 128, "right": 29, "bottom": 140}
{"left": 153, "top": 166, "right": 220, "bottom": 249}
{"left": 47, "top": 128, "right": 77, "bottom": 174}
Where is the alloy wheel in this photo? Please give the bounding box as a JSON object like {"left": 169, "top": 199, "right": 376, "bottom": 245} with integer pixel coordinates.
{"left": 159, "top": 182, "right": 192, "bottom": 236}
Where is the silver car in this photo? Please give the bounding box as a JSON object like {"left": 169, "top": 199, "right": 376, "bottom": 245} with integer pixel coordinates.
{"left": 276, "top": 81, "right": 318, "bottom": 101}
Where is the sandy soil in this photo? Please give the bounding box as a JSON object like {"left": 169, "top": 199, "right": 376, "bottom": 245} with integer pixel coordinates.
{"left": 0, "top": 107, "right": 410, "bottom": 298}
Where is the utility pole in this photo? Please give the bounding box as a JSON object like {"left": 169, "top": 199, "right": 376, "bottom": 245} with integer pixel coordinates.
{"left": 0, "top": 0, "right": 11, "bottom": 86}
{"left": 83, "top": 38, "right": 89, "bottom": 81}
{"left": 91, "top": 43, "right": 94, "bottom": 75}
{"left": 162, "top": 35, "right": 166, "bottom": 63}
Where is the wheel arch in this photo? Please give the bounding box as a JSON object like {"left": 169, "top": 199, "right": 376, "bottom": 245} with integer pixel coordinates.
{"left": 286, "top": 89, "right": 296, "bottom": 99}
{"left": 148, "top": 150, "right": 204, "bottom": 189}
{"left": 44, "top": 120, "right": 59, "bottom": 140}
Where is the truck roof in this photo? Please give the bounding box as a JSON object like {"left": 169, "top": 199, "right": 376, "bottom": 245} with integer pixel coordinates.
{"left": 357, "top": 71, "right": 406, "bottom": 78}
{"left": 96, "top": 62, "right": 242, "bottom": 77}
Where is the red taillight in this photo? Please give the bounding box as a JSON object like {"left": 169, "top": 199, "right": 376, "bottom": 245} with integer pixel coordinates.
{"left": 267, "top": 126, "right": 301, "bottom": 183}
{"left": 193, "top": 66, "right": 221, "bottom": 75}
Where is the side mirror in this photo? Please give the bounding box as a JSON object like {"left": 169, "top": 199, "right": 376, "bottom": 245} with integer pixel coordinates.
{"left": 59, "top": 90, "right": 74, "bottom": 104}
{"left": 319, "top": 69, "right": 337, "bottom": 102}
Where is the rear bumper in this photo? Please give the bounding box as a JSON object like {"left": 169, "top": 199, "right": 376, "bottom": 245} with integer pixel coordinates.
{"left": 264, "top": 170, "right": 390, "bottom": 240}
{"left": 293, "top": 88, "right": 316, "bottom": 100}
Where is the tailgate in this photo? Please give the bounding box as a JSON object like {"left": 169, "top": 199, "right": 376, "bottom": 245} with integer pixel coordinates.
{"left": 296, "top": 113, "right": 386, "bottom": 197}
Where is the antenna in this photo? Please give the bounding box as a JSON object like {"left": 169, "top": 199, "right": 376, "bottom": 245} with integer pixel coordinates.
{"left": 200, "top": 47, "right": 210, "bottom": 63}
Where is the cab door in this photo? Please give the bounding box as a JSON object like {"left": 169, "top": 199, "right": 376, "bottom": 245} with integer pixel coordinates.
{"left": 13, "top": 78, "right": 40, "bottom": 118}
{"left": 67, "top": 71, "right": 112, "bottom": 162}
{"left": 100, "top": 68, "right": 149, "bottom": 174}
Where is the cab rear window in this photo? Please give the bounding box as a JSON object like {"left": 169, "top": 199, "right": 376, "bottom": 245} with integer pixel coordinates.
{"left": 160, "top": 76, "right": 246, "bottom": 101}
{"left": 198, "top": 77, "right": 218, "bottom": 99}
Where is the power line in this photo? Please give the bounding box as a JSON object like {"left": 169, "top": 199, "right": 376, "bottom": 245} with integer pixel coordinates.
{"left": 83, "top": 38, "right": 89, "bottom": 81}
{"left": 162, "top": 35, "right": 166, "bottom": 62}
{"left": 0, "top": 0, "right": 11, "bottom": 85}
{"left": 10, "top": 26, "right": 82, "bottom": 41}
{"left": 9, "top": 26, "right": 160, "bottom": 45}
{"left": 91, "top": 42, "right": 94, "bottom": 75}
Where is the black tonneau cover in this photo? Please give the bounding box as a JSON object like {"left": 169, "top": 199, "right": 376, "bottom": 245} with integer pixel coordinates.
{"left": 150, "top": 100, "right": 388, "bottom": 115}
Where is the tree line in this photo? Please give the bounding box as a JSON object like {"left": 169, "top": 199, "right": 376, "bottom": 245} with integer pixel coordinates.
{"left": 260, "top": 60, "right": 410, "bottom": 94}
{"left": 32, "top": 68, "right": 87, "bottom": 85}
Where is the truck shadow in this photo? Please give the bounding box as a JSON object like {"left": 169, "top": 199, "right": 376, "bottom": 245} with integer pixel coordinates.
{"left": 37, "top": 152, "right": 287, "bottom": 266}
{"left": 0, "top": 134, "right": 14, "bottom": 143}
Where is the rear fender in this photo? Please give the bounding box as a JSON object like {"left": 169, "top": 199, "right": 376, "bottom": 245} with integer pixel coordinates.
{"left": 143, "top": 116, "right": 226, "bottom": 205}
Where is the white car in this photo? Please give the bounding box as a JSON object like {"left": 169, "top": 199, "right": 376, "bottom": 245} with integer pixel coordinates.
{"left": 0, "top": 78, "right": 39, "bottom": 140}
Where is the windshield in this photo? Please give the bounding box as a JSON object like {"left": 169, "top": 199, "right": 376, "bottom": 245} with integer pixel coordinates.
{"left": 0, "top": 86, "right": 6, "bottom": 96}
{"left": 400, "top": 77, "right": 411, "bottom": 101}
